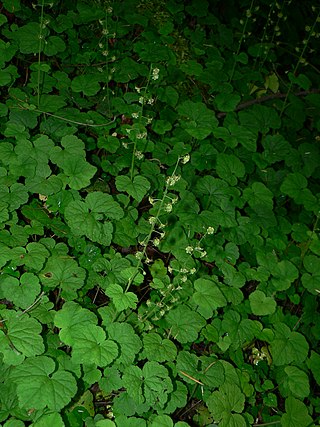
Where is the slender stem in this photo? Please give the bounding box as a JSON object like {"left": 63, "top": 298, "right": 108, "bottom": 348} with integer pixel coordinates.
{"left": 229, "top": 0, "right": 255, "bottom": 82}
{"left": 280, "top": 9, "right": 320, "bottom": 117}
{"left": 37, "top": 0, "right": 45, "bottom": 108}
{"left": 253, "top": 421, "right": 280, "bottom": 427}
{"left": 125, "top": 157, "right": 181, "bottom": 293}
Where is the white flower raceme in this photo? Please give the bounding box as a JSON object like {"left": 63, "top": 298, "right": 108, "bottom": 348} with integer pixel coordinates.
{"left": 152, "top": 67, "right": 160, "bottom": 80}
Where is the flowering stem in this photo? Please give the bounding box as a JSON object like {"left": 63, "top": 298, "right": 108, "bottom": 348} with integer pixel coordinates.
{"left": 124, "top": 157, "right": 182, "bottom": 293}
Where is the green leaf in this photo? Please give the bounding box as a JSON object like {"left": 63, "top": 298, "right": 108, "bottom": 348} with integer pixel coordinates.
{"left": 216, "top": 154, "right": 245, "bottom": 185}
{"left": 152, "top": 120, "right": 172, "bottom": 135}
{"left": 165, "top": 306, "right": 206, "bottom": 344}
{"left": 72, "top": 325, "right": 118, "bottom": 367}
{"left": 238, "top": 105, "right": 281, "bottom": 134}
{"left": 215, "top": 93, "right": 240, "bottom": 112}
{"left": 0, "top": 315, "right": 44, "bottom": 358}
{"left": 123, "top": 361, "right": 173, "bottom": 409}
{"left": 0, "top": 183, "right": 28, "bottom": 211}
{"left": 206, "top": 383, "right": 246, "bottom": 427}
{"left": 0, "top": 273, "right": 41, "bottom": 310}
{"left": 270, "top": 323, "right": 309, "bottom": 366}
{"left": 142, "top": 333, "right": 177, "bottom": 362}
{"left": 33, "top": 412, "right": 65, "bottom": 427}
{"left": 10, "top": 22, "right": 46, "bottom": 54}
{"left": 243, "top": 182, "right": 273, "bottom": 211}
{"left": 10, "top": 356, "right": 77, "bottom": 411}
{"left": 0, "top": 69, "right": 11, "bottom": 86}
{"left": 221, "top": 310, "right": 261, "bottom": 350}
{"left": 281, "top": 396, "right": 313, "bottom": 427}
{"left": 177, "top": 101, "right": 218, "bottom": 139}
{"left": 64, "top": 200, "right": 114, "bottom": 246}
{"left": 192, "top": 278, "right": 227, "bottom": 318}
{"left": 284, "top": 366, "right": 310, "bottom": 399}
{"left": 3, "top": 0, "right": 21, "bottom": 12}
{"left": 115, "top": 175, "right": 150, "bottom": 202}
{"left": 41, "top": 256, "right": 86, "bottom": 299}
{"left": 50, "top": 135, "right": 97, "bottom": 190}
{"left": 249, "top": 290, "right": 276, "bottom": 316}
{"left": 71, "top": 74, "right": 100, "bottom": 96}
{"left": 107, "top": 322, "right": 142, "bottom": 368}
{"left": 308, "top": 351, "right": 320, "bottom": 385}
{"left": 43, "top": 35, "right": 66, "bottom": 56}
{"left": 271, "top": 260, "right": 299, "bottom": 291}
{"left": 150, "top": 415, "right": 173, "bottom": 427}
{"left": 280, "top": 172, "right": 307, "bottom": 200}
{"left": 105, "top": 284, "right": 138, "bottom": 312}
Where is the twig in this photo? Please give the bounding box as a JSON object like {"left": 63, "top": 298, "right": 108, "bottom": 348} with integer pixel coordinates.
{"left": 217, "top": 88, "right": 320, "bottom": 118}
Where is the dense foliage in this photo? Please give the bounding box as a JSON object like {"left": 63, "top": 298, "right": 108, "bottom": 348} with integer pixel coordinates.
{"left": 0, "top": 0, "right": 320, "bottom": 426}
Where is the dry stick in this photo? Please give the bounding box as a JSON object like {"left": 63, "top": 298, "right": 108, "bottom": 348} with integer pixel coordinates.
{"left": 217, "top": 88, "right": 320, "bottom": 118}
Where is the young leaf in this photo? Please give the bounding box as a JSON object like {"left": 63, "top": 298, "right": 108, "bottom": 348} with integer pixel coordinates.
{"left": 10, "top": 356, "right": 77, "bottom": 411}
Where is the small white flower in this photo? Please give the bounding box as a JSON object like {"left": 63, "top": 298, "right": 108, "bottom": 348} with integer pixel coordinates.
{"left": 164, "top": 203, "right": 172, "bottom": 213}
{"left": 185, "top": 246, "right": 193, "bottom": 254}
{"left": 181, "top": 154, "right": 190, "bottom": 164}
{"left": 135, "top": 251, "right": 143, "bottom": 260}
{"left": 207, "top": 226, "right": 215, "bottom": 235}
{"left": 180, "top": 268, "right": 188, "bottom": 273}
{"left": 153, "top": 238, "right": 160, "bottom": 246}
{"left": 136, "top": 132, "right": 147, "bottom": 139}
{"left": 152, "top": 67, "right": 160, "bottom": 80}
{"left": 111, "top": 132, "right": 117, "bottom": 137}
{"left": 139, "top": 96, "right": 144, "bottom": 104}
{"left": 148, "top": 216, "right": 156, "bottom": 225}
{"left": 181, "top": 276, "right": 187, "bottom": 283}
{"left": 135, "top": 86, "right": 141, "bottom": 93}
{"left": 190, "top": 268, "right": 196, "bottom": 274}
{"left": 134, "top": 150, "right": 144, "bottom": 160}
{"left": 132, "top": 112, "right": 139, "bottom": 119}
{"left": 147, "top": 98, "right": 154, "bottom": 105}
{"left": 200, "top": 251, "right": 207, "bottom": 258}
{"left": 166, "top": 174, "right": 180, "bottom": 186}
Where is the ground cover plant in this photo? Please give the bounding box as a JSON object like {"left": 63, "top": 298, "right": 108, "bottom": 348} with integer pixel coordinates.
{"left": 0, "top": 0, "right": 320, "bottom": 425}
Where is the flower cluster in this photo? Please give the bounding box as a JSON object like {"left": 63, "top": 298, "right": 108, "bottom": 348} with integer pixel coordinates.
{"left": 152, "top": 67, "right": 160, "bottom": 80}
